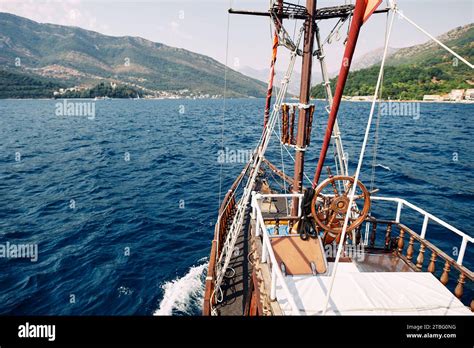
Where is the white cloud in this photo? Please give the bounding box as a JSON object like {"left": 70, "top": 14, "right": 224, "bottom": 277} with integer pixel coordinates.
{"left": 169, "top": 20, "right": 192, "bottom": 40}
{"left": 0, "top": 0, "right": 108, "bottom": 33}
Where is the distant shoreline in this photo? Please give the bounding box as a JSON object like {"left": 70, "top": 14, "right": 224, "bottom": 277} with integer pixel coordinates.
{"left": 311, "top": 98, "right": 474, "bottom": 104}
{"left": 2, "top": 97, "right": 474, "bottom": 104}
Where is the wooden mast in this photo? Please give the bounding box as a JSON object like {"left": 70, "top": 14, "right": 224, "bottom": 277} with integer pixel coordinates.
{"left": 291, "top": 0, "right": 317, "bottom": 215}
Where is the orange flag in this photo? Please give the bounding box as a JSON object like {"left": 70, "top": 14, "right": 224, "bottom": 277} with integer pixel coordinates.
{"left": 363, "top": 0, "right": 382, "bottom": 23}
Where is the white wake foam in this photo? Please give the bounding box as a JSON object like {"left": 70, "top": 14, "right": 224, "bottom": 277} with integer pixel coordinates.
{"left": 154, "top": 261, "right": 208, "bottom": 316}
{"left": 376, "top": 163, "right": 391, "bottom": 171}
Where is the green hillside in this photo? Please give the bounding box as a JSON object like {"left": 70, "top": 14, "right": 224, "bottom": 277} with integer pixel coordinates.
{"left": 0, "top": 70, "right": 63, "bottom": 98}
{"left": 311, "top": 24, "right": 474, "bottom": 100}
{"left": 0, "top": 12, "right": 266, "bottom": 98}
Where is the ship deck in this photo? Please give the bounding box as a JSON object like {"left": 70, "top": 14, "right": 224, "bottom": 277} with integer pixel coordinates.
{"left": 214, "top": 205, "right": 253, "bottom": 315}
{"left": 210, "top": 184, "right": 472, "bottom": 316}
{"left": 331, "top": 251, "right": 414, "bottom": 273}
{"left": 276, "top": 269, "right": 471, "bottom": 315}
{"left": 251, "top": 194, "right": 473, "bottom": 315}
{"left": 215, "top": 194, "right": 420, "bottom": 315}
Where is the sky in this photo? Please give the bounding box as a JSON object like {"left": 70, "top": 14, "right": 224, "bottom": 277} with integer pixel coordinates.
{"left": 1, "top": 0, "right": 473, "bottom": 74}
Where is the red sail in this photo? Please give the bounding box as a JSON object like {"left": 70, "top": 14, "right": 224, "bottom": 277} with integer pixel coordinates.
{"left": 312, "top": 0, "right": 381, "bottom": 188}
{"left": 263, "top": 32, "right": 279, "bottom": 130}
{"left": 263, "top": 0, "right": 283, "bottom": 140}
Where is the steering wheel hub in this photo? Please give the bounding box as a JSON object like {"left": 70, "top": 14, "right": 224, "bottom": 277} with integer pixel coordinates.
{"left": 331, "top": 196, "right": 349, "bottom": 214}
{"left": 311, "top": 175, "right": 371, "bottom": 244}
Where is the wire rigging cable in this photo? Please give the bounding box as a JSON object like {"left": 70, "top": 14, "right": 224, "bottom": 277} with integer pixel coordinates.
{"left": 212, "top": 0, "right": 233, "bottom": 315}
{"left": 322, "top": 6, "right": 396, "bottom": 316}
{"left": 218, "top": 0, "right": 233, "bottom": 209}
{"left": 213, "top": 23, "right": 304, "bottom": 313}
{"left": 369, "top": 6, "right": 390, "bottom": 193}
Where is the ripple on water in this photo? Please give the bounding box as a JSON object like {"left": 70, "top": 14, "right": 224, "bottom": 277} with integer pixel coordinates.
{"left": 0, "top": 99, "right": 472, "bottom": 314}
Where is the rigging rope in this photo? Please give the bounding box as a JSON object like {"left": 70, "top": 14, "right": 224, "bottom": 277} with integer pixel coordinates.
{"left": 217, "top": 2, "right": 232, "bottom": 210}
{"left": 316, "top": 17, "right": 351, "bottom": 178}
{"left": 276, "top": 101, "right": 290, "bottom": 214}
{"left": 212, "top": 0, "right": 233, "bottom": 315}
{"left": 370, "top": 7, "right": 389, "bottom": 191}
{"left": 272, "top": 127, "right": 313, "bottom": 185}
{"left": 395, "top": 8, "right": 473, "bottom": 69}
{"left": 292, "top": 0, "right": 301, "bottom": 42}
{"left": 213, "top": 27, "right": 304, "bottom": 312}
{"left": 366, "top": 3, "right": 389, "bottom": 245}
{"left": 265, "top": 3, "right": 299, "bottom": 207}
{"left": 322, "top": 7, "right": 396, "bottom": 316}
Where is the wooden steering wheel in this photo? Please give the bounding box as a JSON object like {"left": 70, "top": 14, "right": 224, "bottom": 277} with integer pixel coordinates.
{"left": 311, "top": 175, "right": 371, "bottom": 243}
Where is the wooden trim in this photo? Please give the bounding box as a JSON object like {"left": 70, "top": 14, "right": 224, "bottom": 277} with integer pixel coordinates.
{"left": 202, "top": 160, "right": 253, "bottom": 315}
{"left": 245, "top": 270, "right": 261, "bottom": 316}
{"left": 202, "top": 238, "right": 217, "bottom": 315}
{"left": 398, "top": 223, "right": 473, "bottom": 280}
{"left": 252, "top": 270, "right": 263, "bottom": 315}
{"left": 363, "top": 218, "right": 472, "bottom": 303}
{"left": 397, "top": 252, "right": 421, "bottom": 272}
{"left": 262, "top": 158, "right": 294, "bottom": 185}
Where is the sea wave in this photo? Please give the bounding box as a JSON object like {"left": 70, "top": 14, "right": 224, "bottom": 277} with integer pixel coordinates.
{"left": 154, "top": 261, "right": 208, "bottom": 316}
{"left": 376, "top": 163, "right": 391, "bottom": 171}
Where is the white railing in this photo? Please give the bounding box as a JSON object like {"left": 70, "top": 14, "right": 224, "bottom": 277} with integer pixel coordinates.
{"left": 251, "top": 192, "right": 303, "bottom": 315}
{"left": 251, "top": 193, "right": 472, "bottom": 314}
{"left": 370, "top": 196, "right": 473, "bottom": 265}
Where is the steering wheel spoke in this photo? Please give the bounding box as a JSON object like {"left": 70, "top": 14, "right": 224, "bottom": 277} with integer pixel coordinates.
{"left": 311, "top": 175, "right": 371, "bottom": 242}
{"left": 342, "top": 181, "right": 353, "bottom": 197}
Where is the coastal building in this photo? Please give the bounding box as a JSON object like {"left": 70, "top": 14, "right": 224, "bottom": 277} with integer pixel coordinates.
{"left": 423, "top": 94, "right": 442, "bottom": 101}
{"left": 449, "top": 89, "right": 465, "bottom": 101}
{"left": 465, "top": 89, "right": 474, "bottom": 100}
{"left": 351, "top": 95, "right": 374, "bottom": 101}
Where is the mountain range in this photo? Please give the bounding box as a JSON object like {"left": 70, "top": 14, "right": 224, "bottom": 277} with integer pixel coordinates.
{"left": 238, "top": 47, "right": 402, "bottom": 95}
{"left": 311, "top": 23, "right": 474, "bottom": 100}
{"left": 237, "top": 66, "right": 323, "bottom": 96}
{"left": 0, "top": 12, "right": 266, "bottom": 98}
{"left": 1, "top": 11, "right": 472, "bottom": 101}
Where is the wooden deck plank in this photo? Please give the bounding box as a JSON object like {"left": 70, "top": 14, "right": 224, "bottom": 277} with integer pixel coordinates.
{"left": 215, "top": 205, "right": 253, "bottom": 316}
{"left": 271, "top": 236, "right": 327, "bottom": 275}
{"left": 353, "top": 252, "right": 415, "bottom": 272}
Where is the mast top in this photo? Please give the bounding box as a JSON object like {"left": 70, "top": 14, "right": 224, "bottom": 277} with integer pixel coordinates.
{"left": 229, "top": 2, "right": 388, "bottom": 21}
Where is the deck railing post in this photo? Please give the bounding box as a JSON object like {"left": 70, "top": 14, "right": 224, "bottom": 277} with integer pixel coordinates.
{"left": 369, "top": 221, "right": 377, "bottom": 248}
{"left": 440, "top": 260, "right": 451, "bottom": 285}
{"left": 364, "top": 222, "right": 370, "bottom": 246}
{"left": 454, "top": 273, "right": 466, "bottom": 299}
{"left": 427, "top": 252, "right": 437, "bottom": 273}
{"left": 298, "top": 194, "right": 302, "bottom": 218}
{"left": 271, "top": 266, "right": 277, "bottom": 300}
{"left": 395, "top": 200, "right": 402, "bottom": 223}
{"left": 406, "top": 235, "right": 415, "bottom": 261}
{"left": 251, "top": 191, "right": 256, "bottom": 218}
{"left": 416, "top": 243, "right": 425, "bottom": 269}
{"left": 261, "top": 233, "right": 268, "bottom": 263}
{"left": 397, "top": 228, "right": 405, "bottom": 253}
{"left": 420, "top": 215, "right": 429, "bottom": 239}
{"left": 384, "top": 223, "right": 392, "bottom": 250}
{"left": 457, "top": 237, "right": 467, "bottom": 265}
{"left": 355, "top": 225, "right": 362, "bottom": 245}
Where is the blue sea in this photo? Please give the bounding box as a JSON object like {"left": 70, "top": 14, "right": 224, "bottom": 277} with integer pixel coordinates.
{"left": 0, "top": 98, "right": 472, "bottom": 315}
